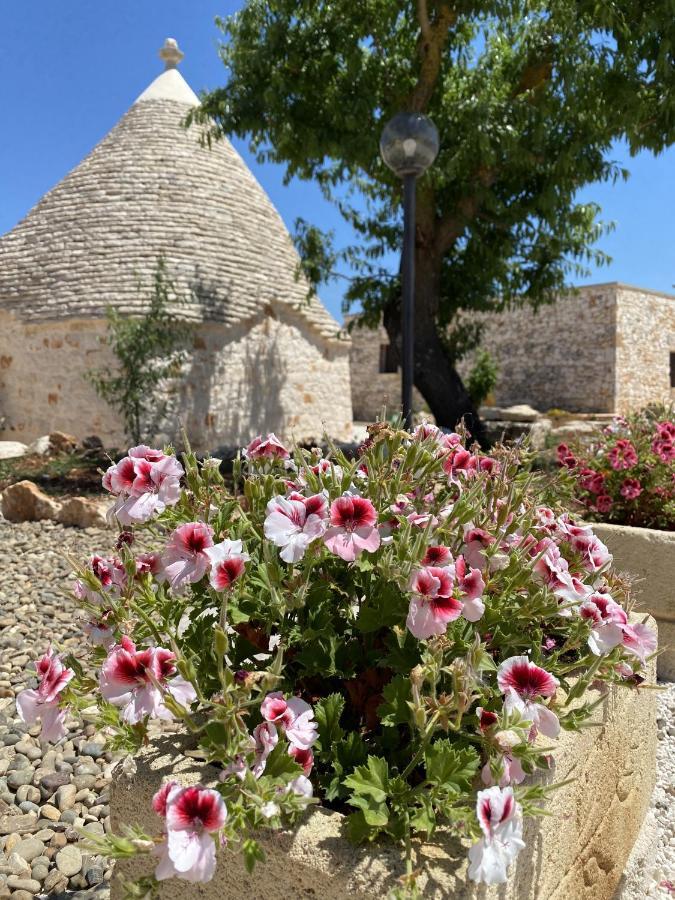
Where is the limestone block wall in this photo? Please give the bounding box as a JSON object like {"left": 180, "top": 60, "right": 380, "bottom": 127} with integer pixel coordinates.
{"left": 0, "top": 305, "right": 352, "bottom": 451}
{"left": 614, "top": 286, "right": 675, "bottom": 412}
{"left": 347, "top": 319, "right": 426, "bottom": 421}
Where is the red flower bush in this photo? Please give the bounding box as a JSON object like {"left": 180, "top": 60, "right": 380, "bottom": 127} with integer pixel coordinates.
{"left": 560, "top": 404, "right": 675, "bottom": 530}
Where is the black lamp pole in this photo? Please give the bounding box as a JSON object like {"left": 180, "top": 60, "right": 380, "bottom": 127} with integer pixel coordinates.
{"left": 380, "top": 113, "right": 439, "bottom": 430}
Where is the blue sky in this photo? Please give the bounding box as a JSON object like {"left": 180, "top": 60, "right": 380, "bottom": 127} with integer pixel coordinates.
{"left": 1, "top": 1, "right": 674, "bottom": 322}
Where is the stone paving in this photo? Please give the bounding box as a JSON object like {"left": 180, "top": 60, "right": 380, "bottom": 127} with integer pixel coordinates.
{"left": 0, "top": 517, "right": 673, "bottom": 899}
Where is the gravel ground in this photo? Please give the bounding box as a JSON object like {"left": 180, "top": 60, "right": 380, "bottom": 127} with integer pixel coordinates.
{"left": 0, "top": 517, "right": 672, "bottom": 899}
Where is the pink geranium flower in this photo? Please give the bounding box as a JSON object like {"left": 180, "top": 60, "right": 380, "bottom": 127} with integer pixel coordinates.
{"left": 652, "top": 438, "right": 675, "bottom": 462}
{"left": 453, "top": 554, "right": 486, "bottom": 621}
{"left": 160, "top": 522, "right": 214, "bottom": 592}
{"left": 16, "top": 648, "right": 74, "bottom": 743}
{"left": 264, "top": 493, "right": 328, "bottom": 563}
{"left": 579, "top": 468, "right": 605, "bottom": 495}
{"left": 323, "top": 496, "right": 381, "bottom": 562}
{"left": 74, "top": 554, "right": 127, "bottom": 604}
{"left": 289, "top": 745, "right": 314, "bottom": 775}
{"left": 203, "top": 539, "right": 249, "bottom": 590}
{"left": 595, "top": 494, "right": 613, "bottom": 513}
{"left": 621, "top": 622, "right": 657, "bottom": 663}
{"left": 608, "top": 439, "right": 638, "bottom": 470}
{"left": 153, "top": 783, "right": 227, "bottom": 884}
{"left": 497, "top": 656, "right": 560, "bottom": 738}
{"left": 580, "top": 592, "right": 627, "bottom": 655}
{"left": 100, "top": 637, "right": 197, "bottom": 724}
{"left": 103, "top": 450, "right": 184, "bottom": 525}
{"left": 251, "top": 721, "right": 279, "bottom": 777}
{"left": 244, "top": 433, "right": 290, "bottom": 461}
{"left": 422, "top": 545, "right": 452, "bottom": 566}
{"left": 406, "top": 566, "right": 462, "bottom": 639}
{"left": 620, "top": 478, "right": 642, "bottom": 500}
{"left": 532, "top": 541, "right": 590, "bottom": 607}
{"left": 468, "top": 786, "right": 526, "bottom": 884}
{"left": 260, "top": 692, "right": 318, "bottom": 750}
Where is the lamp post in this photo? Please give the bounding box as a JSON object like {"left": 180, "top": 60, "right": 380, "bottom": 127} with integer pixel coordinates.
{"left": 380, "top": 113, "right": 439, "bottom": 430}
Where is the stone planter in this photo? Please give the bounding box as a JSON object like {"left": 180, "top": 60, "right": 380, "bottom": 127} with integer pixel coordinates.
{"left": 110, "top": 643, "right": 657, "bottom": 900}
{"left": 593, "top": 523, "right": 674, "bottom": 680}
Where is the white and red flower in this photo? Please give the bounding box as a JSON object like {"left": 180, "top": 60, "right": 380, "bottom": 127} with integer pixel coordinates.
{"left": 323, "top": 496, "right": 381, "bottom": 562}
{"left": 621, "top": 622, "right": 657, "bottom": 663}
{"left": 260, "top": 691, "right": 318, "bottom": 750}
{"left": 468, "top": 786, "right": 526, "bottom": 884}
{"left": 580, "top": 592, "right": 627, "bottom": 655}
{"left": 264, "top": 493, "right": 328, "bottom": 563}
{"left": 406, "top": 567, "right": 462, "bottom": 639}
{"left": 100, "top": 637, "right": 196, "bottom": 724}
{"left": 153, "top": 783, "right": 227, "bottom": 884}
{"left": 204, "top": 539, "right": 249, "bottom": 590}
{"left": 608, "top": 439, "right": 638, "bottom": 471}
{"left": 250, "top": 721, "right": 279, "bottom": 777}
{"left": 452, "top": 554, "right": 486, "bottom": 621}
{"left": 16, "top": 648, "right": 74, "bottom": 743}
{"left": 244, "top": 433, "right": 290, "bottom": 461}
{"left": 103, "top": 449, "right": 184, "bottom": 525}
{"left": 160, "top": 522, "right": 214, "bottom": 592}
{"left": 497, "top": 656, "right": 560, "bottom": 738}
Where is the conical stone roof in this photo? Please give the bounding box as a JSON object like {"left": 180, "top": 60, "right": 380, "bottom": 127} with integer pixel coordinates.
{"left": 0, "top": 40, "right": 341, "bottom": 342}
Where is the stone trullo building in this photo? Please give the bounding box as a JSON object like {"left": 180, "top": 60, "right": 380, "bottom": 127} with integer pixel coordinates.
{"left": 0, "top": 40, "right": 352, "bottom": 450}
{"left": 349, "top": 283, "right": 675, "bottom": 420}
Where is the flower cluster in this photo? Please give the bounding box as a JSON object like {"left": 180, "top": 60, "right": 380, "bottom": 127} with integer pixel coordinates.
{"left": 34, "top": 422, "right": 656, "bottom": 894}
{"left": 559, "top": 404, "right": 675, "bottom": 530}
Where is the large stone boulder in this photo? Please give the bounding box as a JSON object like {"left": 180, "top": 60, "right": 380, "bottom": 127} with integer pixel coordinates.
{"left": 0, "top": 441, "right": 28, "bottom": 460}
{"left": 56, "top": 497, "right": 107, "bottom": 529}
{"left": 110, "top": 630, "right": 657, "bottom": 900}
{"left": 0, "top": 480, "right": 60, "bottom": 522}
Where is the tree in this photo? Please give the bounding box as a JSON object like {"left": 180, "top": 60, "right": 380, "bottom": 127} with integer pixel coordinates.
{"left": 189, "top": 1, "right": 675, "bottom": 438}
{"left": 86, "top": 257, "right": 193, "bottom": 444}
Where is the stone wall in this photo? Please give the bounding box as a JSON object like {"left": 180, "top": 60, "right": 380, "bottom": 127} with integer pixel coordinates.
{"left": 0, "top": 305, "right": 352, "bottom": 451}
{"left": 347, "top": 318, "right": 426, "bottom": 421}
{"left": 615, "top": 286, "right": 675, "bottom": 412}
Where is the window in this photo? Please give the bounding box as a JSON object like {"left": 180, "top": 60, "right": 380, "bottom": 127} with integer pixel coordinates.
{"left": 379, "top": 343, "right": 398, "bottom": 374}
{"left": 671, "top": 351, "right": 675, "bottom": 389}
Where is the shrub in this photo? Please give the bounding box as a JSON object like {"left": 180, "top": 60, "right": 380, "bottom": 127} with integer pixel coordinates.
{"left": 466, "top": 349, "right": 499, "bottom": 408}
{"left": 18, "top": 424, "right": 655, "bottom": 894}
{"left": 558, "top": 404, "right": 675, "bottom": 531}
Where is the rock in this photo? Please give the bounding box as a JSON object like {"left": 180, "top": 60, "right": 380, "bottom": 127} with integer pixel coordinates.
{"left": 14, "top": 787, "right": 39, "bottom": 806}
{"left": 26, "top": 435, "right": 52, "bottom": 456}
{"left": 56, "top": 497, "right": 107, "bottom": 530}
{"left": 528, "top": 418, "right": 553, "bottom": 451}
{"left": 4, "top": 852, "right": 30, "bottom": 875}
{"left": 48, "top": 431, "right": 78, "bottom": 453}
{"left": 39, "top": 772, "right": 70, "bottom": 795}
{"left": 13, "top": 838, "right": 43, "bottom": 863}
{"left": 4, "top": 834, "right": 21, "bottom": 854}
{"left": 55, "top": 784, "right": 77, "bottom": 811}
{"left": 85, "top": 866, "right": 104, "bottom": 886}
{"left": 80, "top": 435, "right": 104, "bottom": 452}
{"left": 79, "top": 742, "right": 105, "bottom": 760}
{"left": 8, "top": 890, "right": 33, "bottom": 900}
{"left": 55, "top": 844, "right": 82, "bottom": 877}
{"left": 0, "top": 482, "right": 60, "bottom": 524}
{"left": 30, "top": 863, "right": 49, "bottom": 882}
{"left": 498, "top": 404, "right": 541, "bottom": 422}
{"left": 6, "top": 876, "right": 41, "bottom": 893}
{"left": 39, "top": 805, "right": 60, "bottom": 822}
{"left": 0, "top": 441, "right": 28, "bottom": 461}
{"left": 549, "top": 420, "right": 597, "bottom": 442}
{"left": 43, "top": 869, "right": 68, "bottom": 893}
{"left": 7, "top": 770, "right": 34, "bottom": 790}
{"left": 0, "top": 813, "right": 37, "bottom": 835}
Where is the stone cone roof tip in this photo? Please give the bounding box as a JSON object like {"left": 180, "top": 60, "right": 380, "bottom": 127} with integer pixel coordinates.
{"left": 0, "top": 38, "right": 341, "bottom": 342}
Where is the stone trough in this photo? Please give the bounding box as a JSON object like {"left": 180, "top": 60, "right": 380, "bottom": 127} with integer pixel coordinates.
{"left": 110, "top": 643, "right": 657, "bottom": 900}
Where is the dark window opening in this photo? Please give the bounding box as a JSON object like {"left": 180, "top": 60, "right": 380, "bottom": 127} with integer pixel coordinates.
{"left": 670, "top": 351, "right": 675, "bottom": 389}
{"left": 379, "top": 343, "right": 398, "bottom": 374}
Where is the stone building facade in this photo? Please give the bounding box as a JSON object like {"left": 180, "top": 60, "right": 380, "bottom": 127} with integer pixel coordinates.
{"left": 0, "top": 40, "right": 352, "bottom": 450}
{"left": 349, "top": 283, "right": 675, "bottom": 419}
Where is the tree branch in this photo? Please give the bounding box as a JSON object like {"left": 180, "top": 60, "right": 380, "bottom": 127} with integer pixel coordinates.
{"left": 408, "top": 2, "right": 457, "bottom": 112}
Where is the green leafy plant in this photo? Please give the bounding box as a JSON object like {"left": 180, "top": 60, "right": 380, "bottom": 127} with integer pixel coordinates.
{"left": 466, "top": 349, "right": 499, "bottom": 408}
{"left": 86, "top": 256, "right": 192, "bottom": 444}
{"left": 21, "top": 422, "right": 657, "bottom": 896}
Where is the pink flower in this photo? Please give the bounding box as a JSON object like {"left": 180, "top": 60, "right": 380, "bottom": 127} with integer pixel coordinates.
{"left": 468, "top": 786, "right": 525, "bottom": 884}
{"left": 595, "top": 494, "right": 613, "bottom": 513}
{"left": 580, "top": 592, "right": 627, "bottom": 655}
{"left": 74, "top": 554, "right": 127, "bottom": 604}
{"left": 422, "top": 545, "right": 452, "bottom": 566}
{"left": 579, "top": 468, "right": 605, "bottom": 495}
{"left": 203, "top": 539, "right": 249, "bottom": 590}
{"left": 453, "top": 554, "right": 486, "bottom": 621}
{"left": 406, "top": 566, "right": 462, "bottom": 639}
{"left": 442, "top": 447, "right": 479, "bottom": 480}
{"left": 652, "top": 438, "right": 675, "bottom": 462}
{"left": 160, "top": 523, "right": 214, "bottom": 592}
{"left": 497, "top": 656, "right": 560, "bottom": 738}
{"left": 104, "top": 451, "right": 184, "bottom": 525}
{"left": 462, "top": 527, "right": 495, "bottom": 570}
{"left": 621, "top": 622, "right": 657, "bottom": 663}
{"left": 620, "top": 478, "right": 642, "bottom": 500}
{"left": 244, "top": 433, "right": 290, "bottom": 461}
{"left": 260, "top": 692, "right": 318, "bottom": 750}
{"left": 532, "top": 541, "right": 590, "bottom": 607}
{"left": 323, "top": 496, "right": 381, "bottom": 562}
{"left": 481, "top": 753, "right": 526, "bottom": 789}
{"left": 153, "top": 783, "right": 227, "bottom": 883}
{"left": 289, "top": 745, "right": 314, "bottom": 775}
{"left": 608, "top": 439, "right": 638, "bottom": 470}
{"left": 16, "top": 648, "right": 74, "bottom": 743}
{"left": 264, "top": 493, "right": 328, "bottom": 563}
{"left": 251, "top": 722, "right": 279, "bottom": 777}
{"left": 100, "top": 637, "right": 197, "bottom": 724}
{"left": 556, "top": 444, "right": 577, "bottom": 469}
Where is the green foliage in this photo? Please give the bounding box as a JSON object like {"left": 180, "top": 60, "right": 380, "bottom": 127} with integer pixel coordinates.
{"left": 188, "top": 1, "right": 675, "bottom": 377}
{"left": 86, "top": 257, "right": 192, "bottom": 444}
{"left": 466, "top": 349, "right": 499, "bottom": 407}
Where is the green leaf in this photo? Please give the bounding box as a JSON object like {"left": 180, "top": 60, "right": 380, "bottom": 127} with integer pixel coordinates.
{"left": 377, "top": 675, "right": 412, "bottom": 727}
{"left": 314, "top": 693, "right": 345, "bottom": 753}
{"left": 344, "top": 755, "right": 389, "bottom": 803}
{"left": 262, "top": 742, "right": 303, "bottom": 779}
{"left": 347, "top": 793, "right": 389, "bottom": 826}
{"left": 344, "top": 810, "right": 379, "bottom": 844}
{"left": 410, "top": 794, "right": 437, "bottom": 835}
{"left": 424, "top": 741, "right": 480, "bottom": 793}
{"left": 242, "top": 838, "right": 265, "bottom": 873}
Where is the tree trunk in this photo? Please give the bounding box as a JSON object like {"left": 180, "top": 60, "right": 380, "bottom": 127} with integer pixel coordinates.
{"left": 382, "top": 248, "right": 487, "bottom": 446}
